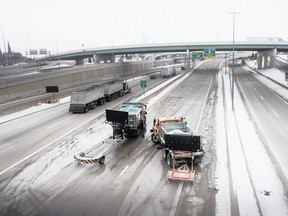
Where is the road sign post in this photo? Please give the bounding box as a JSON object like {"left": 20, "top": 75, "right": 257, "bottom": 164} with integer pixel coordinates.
{"left": 140, "top": 80, "right": 147, "bottom": 95}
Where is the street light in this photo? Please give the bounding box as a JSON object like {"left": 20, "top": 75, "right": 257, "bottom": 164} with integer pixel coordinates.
{"left": 55, "top": 33, "right": 60, "bottom": 70}
{"left": 110, "top": 41, "right": 115, "bottom": 79}
{"left": 228, "top": 11, "right": 240, "bottom": 111}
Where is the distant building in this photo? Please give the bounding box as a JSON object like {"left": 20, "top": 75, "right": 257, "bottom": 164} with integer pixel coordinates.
{"left": 247, "top": 37, "right": 285, "bottom": 42}
{"left": 0, "top": 42, "right": 24, "bottom": 66}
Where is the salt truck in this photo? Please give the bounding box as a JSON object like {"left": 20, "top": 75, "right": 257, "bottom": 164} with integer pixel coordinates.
{"left": 106, "top": 102, "right": 147, "bottom": 138}
{"left": 150, "top": 116, "right": 204, "bottom": 182}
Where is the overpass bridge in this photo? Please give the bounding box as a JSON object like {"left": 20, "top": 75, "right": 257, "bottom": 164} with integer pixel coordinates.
{"left": 38, "top": 41, "right": 288, "bottom": 70}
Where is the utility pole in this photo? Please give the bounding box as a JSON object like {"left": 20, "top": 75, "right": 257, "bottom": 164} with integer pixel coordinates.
{"left": 110, "top": 41, "right": 115, "bottom": 79}
{"left": 228, "top": 11, "right": 240, "bottom": 111}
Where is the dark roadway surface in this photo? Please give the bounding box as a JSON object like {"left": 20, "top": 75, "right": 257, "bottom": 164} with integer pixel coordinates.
{"left": 0, "top": 60, "right": 221, "bottom": 216}
{"left": 2, "top": 59, "right": 288, "bottom": 215}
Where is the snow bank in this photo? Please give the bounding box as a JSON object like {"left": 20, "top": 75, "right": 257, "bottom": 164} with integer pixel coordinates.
{"left": 215, "top": 68, "right": 288, "bottom": 216}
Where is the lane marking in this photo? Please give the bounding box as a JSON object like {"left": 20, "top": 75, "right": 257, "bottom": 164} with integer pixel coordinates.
{"left": 47, "top": 120, "right": 65, "bottom": 129}
{"left": 16, "top": 120, "right": 39, "bottom": 129}
{"left": 273, "top": 110, "right": 279, "bottom": 118}
{"left": 260, "top": 96, "right": 264, "bottom": 101}
{"left": 169, "top": 181, "right": 183, "bottom": 216}
{"left": 119, "top": 165, "right": 129, "bottom": 176}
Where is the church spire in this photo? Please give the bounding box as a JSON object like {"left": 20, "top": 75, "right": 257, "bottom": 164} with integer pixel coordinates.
{"left": 7, "top": 41, "right": 12, "bottom": 54}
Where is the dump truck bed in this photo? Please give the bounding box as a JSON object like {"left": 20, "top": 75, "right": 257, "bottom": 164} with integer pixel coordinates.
{"left": 70, "top": 86, "right": 104, "bottom": 104}
{"left": 161, "top": 122, "right": 201, "bottom": 152}
{"left": 104, "top": 81, "right": 123, "bottom": 95}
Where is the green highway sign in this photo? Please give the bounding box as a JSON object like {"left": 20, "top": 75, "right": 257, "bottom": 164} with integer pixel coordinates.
{"left": 204, "top": 48, "right": 216, "bottom": 57}
{"left": 140, "top": 80, "right": 146, "bottom": 88}
{"left": 191, "top": 51, "right": 204, "bottom": 60}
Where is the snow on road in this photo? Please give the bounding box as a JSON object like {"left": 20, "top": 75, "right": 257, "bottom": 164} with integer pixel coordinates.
{"left": 215, "top": 68, "right": 288, "bottom": 215}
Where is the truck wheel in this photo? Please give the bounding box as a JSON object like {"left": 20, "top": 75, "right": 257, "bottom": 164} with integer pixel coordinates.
{"left": 92, "top": 102, "right": 96, "bottom": 109}
{"left": 151, "top": 133, "right": 159, "bottom": 144}
{"left": 163, "top": 149, "right": 167, "bottom": 159}
{"left": 99, "top": 155, "right": 105, "bottom": 165}
{"left": 84, "top": 105, "right": 89, "bottom": 113}
{"left": 167, "top": 152, "right": 173, "bottom": 168}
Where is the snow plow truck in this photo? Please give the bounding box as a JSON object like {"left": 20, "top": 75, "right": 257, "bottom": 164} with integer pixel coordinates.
{"left": 150, "top": 116, "right": 204, "bottom": 182}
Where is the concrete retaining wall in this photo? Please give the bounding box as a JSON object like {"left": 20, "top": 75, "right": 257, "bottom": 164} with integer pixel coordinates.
{"left": 0, "top": 61, "right": 153, "bottom": 103}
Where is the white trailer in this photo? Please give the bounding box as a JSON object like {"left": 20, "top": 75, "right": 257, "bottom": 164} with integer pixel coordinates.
{"left": 160, "top": 65, "right": 176, "bottom": 78}
{"left": 104, "top": 80, "right": 131, "bottom": 102}
{"left": 69, "top": 86, "right": 105, "bottom": 113}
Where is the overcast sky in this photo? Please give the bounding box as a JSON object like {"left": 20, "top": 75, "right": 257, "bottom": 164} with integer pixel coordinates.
{"left": 0, "top": 0, "right": 287, "bottom": 55}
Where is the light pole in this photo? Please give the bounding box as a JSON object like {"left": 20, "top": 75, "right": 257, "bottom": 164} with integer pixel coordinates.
{"left": 55, "top": 33, "right": 60, "bottom": 70}
{"left": 228, "top": 11, "right": 240, "bottom": 111}
{"left": 110, "top": 41, "right": 115, "bottom": 79}
{"left": 26, "top": 32, "right": 31, "bottom": 58}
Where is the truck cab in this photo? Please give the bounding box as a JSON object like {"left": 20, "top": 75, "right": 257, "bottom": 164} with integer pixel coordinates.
{"left": 150, "top": 116, "right": 184, "bottom": 143}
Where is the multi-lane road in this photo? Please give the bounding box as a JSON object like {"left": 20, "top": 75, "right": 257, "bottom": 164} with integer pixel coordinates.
{"left": 236, "top": 66, "right": 288, "bottom": 180}
{"left": 0, "top": 60, "right": 288, "bottom": 216}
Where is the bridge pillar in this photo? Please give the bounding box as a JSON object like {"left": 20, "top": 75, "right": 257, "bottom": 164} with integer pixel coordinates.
{"left": 257, "top": 49, "right": 276, "bottom": 69}
{"left": 186, "top": 49, "right": 190, "bottom": 70}
{"left": 76, "top": 59, "right": 84, "bottom": 65}
{"left": 94, "top": 54, "right": 114, "bottom": 63}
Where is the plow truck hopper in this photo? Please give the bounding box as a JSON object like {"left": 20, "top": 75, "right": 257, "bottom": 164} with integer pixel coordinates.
{"left": 150, "top": 117, "right": 204, "bottom": 182}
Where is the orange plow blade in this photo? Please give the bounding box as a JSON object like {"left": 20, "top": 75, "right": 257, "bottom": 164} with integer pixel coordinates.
{"left": 167, "top": 164, "right": 195, "bottom": 182}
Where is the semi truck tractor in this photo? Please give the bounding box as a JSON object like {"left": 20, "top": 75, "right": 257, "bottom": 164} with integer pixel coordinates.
{"left": 150, "top": 116, "right": 204, "bottom": 182}
{"left": 69, "top": 80, "right": 131, "bottom": 113}
{"left": 106, "top": 102, "right": 147, "bottom": 137}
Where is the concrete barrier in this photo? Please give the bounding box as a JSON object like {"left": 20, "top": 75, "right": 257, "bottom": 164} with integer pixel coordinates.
{"left": 0, "top": 61, "right": 153, "bottom": 103}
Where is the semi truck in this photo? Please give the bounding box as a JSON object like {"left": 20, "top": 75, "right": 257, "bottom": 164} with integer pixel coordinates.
{"left": 106, "top": 102, "right": 147, "bottom": 137}
{"left": 69, "top": 80, "right": 131, "bottom": 113}
{"left": 150, "top": 116, "right": 204, "bottom": 182}
{"left": 160, "top": 65, "right": 176, "bottom": 78}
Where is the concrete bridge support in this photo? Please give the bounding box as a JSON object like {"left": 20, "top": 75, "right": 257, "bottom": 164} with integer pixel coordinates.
{"left": 76, "top": 59, "right": 84, "bottom": 65}
{"left": 186, "top": 49, "right": 190, "bottom": 70}
{"left": 257, "top": 49, "right": 276, "bottom": 69}
{"left": 94, "top": 54, "right": 114, "bottom": 63}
